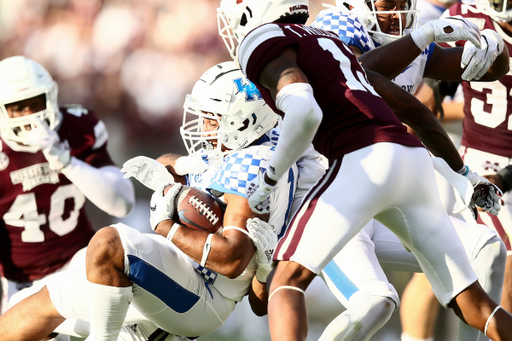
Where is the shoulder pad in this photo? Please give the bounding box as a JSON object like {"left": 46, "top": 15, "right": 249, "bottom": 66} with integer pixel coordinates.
{"left": 239, "top": 23, "right": 286, "bottom": 74}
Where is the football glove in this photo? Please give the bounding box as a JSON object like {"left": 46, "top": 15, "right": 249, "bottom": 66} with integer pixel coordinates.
{"left": 411, "top": 16, "right": 481, "bottom": 51}
{"left": 461, "top": 29, "right": 505, "bottom": 81}
{"left": 174, "top": 155, "right": 210, "bottom": 175}
{"left": 465, "top": 168, "right": 504, "bottom": 217}
{"left": 246, "top": 169, "right": 276, "bottom": 214}
{"left": 246, "top": 217, "right": 277, "bottom": 283}
{"left": 121, "top": 156, "right": 175, "bottom": 191}
{"left": 149, "top": 182, "right": 182, "bottom": 231}
{"left": 25, "top": 118, "right": 71, "bottom": 171}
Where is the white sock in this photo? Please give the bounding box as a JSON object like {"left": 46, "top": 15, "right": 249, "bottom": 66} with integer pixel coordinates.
{"left": 85, "top": 281, "right": 133, "bottom": 341}
{"left": 401, "top": 333, "right": 434, "bottom": 341}
{"left": 319, "top": 296, "right": 396, "bottom": 341}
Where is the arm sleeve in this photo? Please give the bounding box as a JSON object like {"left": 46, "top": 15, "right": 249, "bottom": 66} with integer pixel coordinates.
{"left": 61, "top": 158, "right": 135, "bottom": 217}
{"left": 267, "top": 83, "right": 323, "bottom": 181}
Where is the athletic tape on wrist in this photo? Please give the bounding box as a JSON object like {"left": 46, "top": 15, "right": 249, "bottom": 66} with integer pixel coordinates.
{"left": 410, "top": 24, "right": 433, "bottom": 51}
{"left": 484, "top": 305, "right": 502, "bottom": 336}
{"left": 166, "top": 223, "right": 180, "bottom": 241}
{"left": 497, "top": 165, "right": 512, "bottom": 193}
{"left": 457, "top": 165, "right": 470, "bottom": 176}
{"left": 223, "top": 226, "right": 250, "bottom": 237}
{"left": 200, "top": 233, "right": 214, "bottom": 266}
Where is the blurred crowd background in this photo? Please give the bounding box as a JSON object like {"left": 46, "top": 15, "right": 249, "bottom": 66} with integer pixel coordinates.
{"left": 0, "top": 0, "right": 460, "bottom": 340}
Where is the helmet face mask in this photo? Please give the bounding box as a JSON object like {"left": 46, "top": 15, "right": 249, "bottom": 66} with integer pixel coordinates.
{"left": 476, "top": 0, "right": 512, "bottom": 22}
{"left": 217, "top": 0, "right": 309, "bottom": 59}
{"left": 339, "top": 0, "right": 420, "bottom": 45}
{"left": 181, "top": 61, "right": 278, "bottom": 158}
{"left": 0, "top": 56, "right": 60, "bottom": 153}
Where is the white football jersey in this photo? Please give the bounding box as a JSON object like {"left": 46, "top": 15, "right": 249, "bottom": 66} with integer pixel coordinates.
{"left": 187, "top": 127, "right": 298, "bottom": 301}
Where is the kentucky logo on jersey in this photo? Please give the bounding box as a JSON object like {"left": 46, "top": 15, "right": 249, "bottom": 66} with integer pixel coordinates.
{"left": 233, "top": 77, "right": 262, "bottom": 102}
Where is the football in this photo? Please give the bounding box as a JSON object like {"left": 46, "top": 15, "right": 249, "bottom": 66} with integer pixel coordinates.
{"left": 165, "top": 184, "right": 224, "bottom": 233}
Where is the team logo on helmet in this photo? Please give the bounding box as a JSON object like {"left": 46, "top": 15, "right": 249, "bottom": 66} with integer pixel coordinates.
{"left": 233, "top": 77, "right": 263, "bottom": 102}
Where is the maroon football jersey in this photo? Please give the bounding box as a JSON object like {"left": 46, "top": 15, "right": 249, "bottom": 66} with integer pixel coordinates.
{"left": 0, "top": 105, "right": 113, "bottom": 281}
{"left": 238, "top": 23, "right": 423, "bottom": 161}
{"left": 445, "top": 2, "right": 512, "bottom": 157}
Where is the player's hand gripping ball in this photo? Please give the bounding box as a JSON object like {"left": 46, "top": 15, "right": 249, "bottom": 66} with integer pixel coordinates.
{"left": 164, "top": 184, "right": 224, "bottom": 233}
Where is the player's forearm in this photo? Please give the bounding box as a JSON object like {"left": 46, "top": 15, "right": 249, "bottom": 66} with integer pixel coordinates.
{"left": 268, "top": 83, "right": 322, "bottom": 182}
{"left": 248, "top": 276, "right": 269, "bottom": 316}
{"left": 156, "top": 153, "right": 182, "bottom": 177}
{"left": 483, "top": 43, "right": 510, "bottom": 81}
{"left": 61, "top": 159, "right": 135, "bottom": 217}
{"left": 165, "top": 220, "right": 255, "bottom": 278}
{"left": 358, "top": 35, "right": 423, "bottom": 79}
{"left": 366, "top": 69, "right": 464, "bottom": 171}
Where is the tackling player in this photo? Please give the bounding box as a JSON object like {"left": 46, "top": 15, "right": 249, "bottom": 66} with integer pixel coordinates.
{"left": 307, "top": 1, "right": 510, "bottom": 339}
{"left": 399, "top": 0, "right": 512, "bottom": 338}
{"left": 0, "top": 56, "right": 135, "bottom": 331}
{"left": 0, "top": 61, "right": 294, "bottom": 341}
{"left": 216, "top": 0, "right": 512, "bottom": 339}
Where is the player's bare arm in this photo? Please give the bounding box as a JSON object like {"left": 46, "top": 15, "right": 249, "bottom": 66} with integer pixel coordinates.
{"left": 156, "top": 152, "right": 187, "bottom": 184}
{"left": 365, "top": 68, "right": 464, "bottom": 171}
{"left": 259, "top": 47, "right": 309, "bottom": 100}
{"left": 248, "top": 275, "right": 269, "bottom": 316}
{"left": 156, "top": 193, "right": 265, "bottom": 278}
{"left": 424, "top": 43, "right": 509, "bottom": 81}
{"left": 361, "top": 40, "right": 508, "bottom": 82}
{"left": 358, "top": 35, "right": 423, "bottom": 78}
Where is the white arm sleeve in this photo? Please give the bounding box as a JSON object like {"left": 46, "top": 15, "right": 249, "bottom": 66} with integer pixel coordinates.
{"left": 61, "top": 157, "right": 135, "bottom": 217}
{"left": 268, "top": 83, "right": 323, "bottom": 181}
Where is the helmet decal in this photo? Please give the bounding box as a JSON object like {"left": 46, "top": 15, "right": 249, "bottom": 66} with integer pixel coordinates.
{"left": 233, "top": 77, "right": 263, "bottom": 102}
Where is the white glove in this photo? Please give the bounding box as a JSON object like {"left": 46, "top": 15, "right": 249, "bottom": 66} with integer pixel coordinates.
{"left": 464, "top": 167, "right": 504, "bottom": 217}
{"left": 149, "top": 182, "right": 182, "bottom": 231}
{"left": 121, "top": 156, "right": 175, "bottom": 191}
{"left": 246, "top": 169, "right": 277, "bottom": 214}
{"left": 411, "top": 16, "right": 481, "bottom": 51}
{"left": 246, "top": 217, "right": 277, "bottom": 283}
{"left": 461, "top": 29, "right": 505, "bottom": 81}
{"left": 25, "top": 118, "right": 71, "bottom": 170}
{"left": 174, "top": 155, "right": 210, "bottom": 175}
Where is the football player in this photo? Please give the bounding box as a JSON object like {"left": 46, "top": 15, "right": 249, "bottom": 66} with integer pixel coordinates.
{"left": 0, "top": 55, "right": 135, "bottom": 333}
{"left": 433, "top": 0, "right": 512, "bottom": 318}
{"left": 309, "top": 0, "right": 512, "bottom": 339}
{"left": 0, "top": 61, "right": 295, "bottom": 341}
{"left": 305, "top": 1, "right": 510, "bottom": 339}
{"left": 216, "top": 0, "right": 512, "bottom": 340}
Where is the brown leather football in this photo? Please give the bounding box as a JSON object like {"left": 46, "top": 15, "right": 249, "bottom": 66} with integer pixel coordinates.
{"left": 165, "top": 184, "right": 224, "bottom": 233}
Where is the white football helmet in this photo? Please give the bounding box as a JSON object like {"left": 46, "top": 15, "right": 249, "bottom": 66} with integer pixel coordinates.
{"left": 0, "top": 56, "right": 60, "bottom": 152}
{"left": 217, "top": 0, "right": 309, "bottom": 59}
{"left": 181, "top": 61, "right": 278, "bottom": 157}
{"left": 338, "top": 0, "right": 420, "bottom": 45}
{"left": 476, "top": 0, "right": 512, "bottom": 22}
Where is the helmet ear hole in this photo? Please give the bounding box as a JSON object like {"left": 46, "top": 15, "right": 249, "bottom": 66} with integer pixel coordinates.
{"left": 239, "top": 118, "right": 250, "bottom": 131}
{"left": 241, "top": 13, "right": 248, "bottom": 26}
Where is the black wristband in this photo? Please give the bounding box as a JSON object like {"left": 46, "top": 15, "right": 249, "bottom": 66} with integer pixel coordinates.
{"left": 497, "top": 165, "right": 512, "bottom": 193}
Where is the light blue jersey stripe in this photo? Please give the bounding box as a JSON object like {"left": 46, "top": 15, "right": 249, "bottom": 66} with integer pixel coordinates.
{"left": 323, "top": 260, "right": 359, "bottom": 300}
